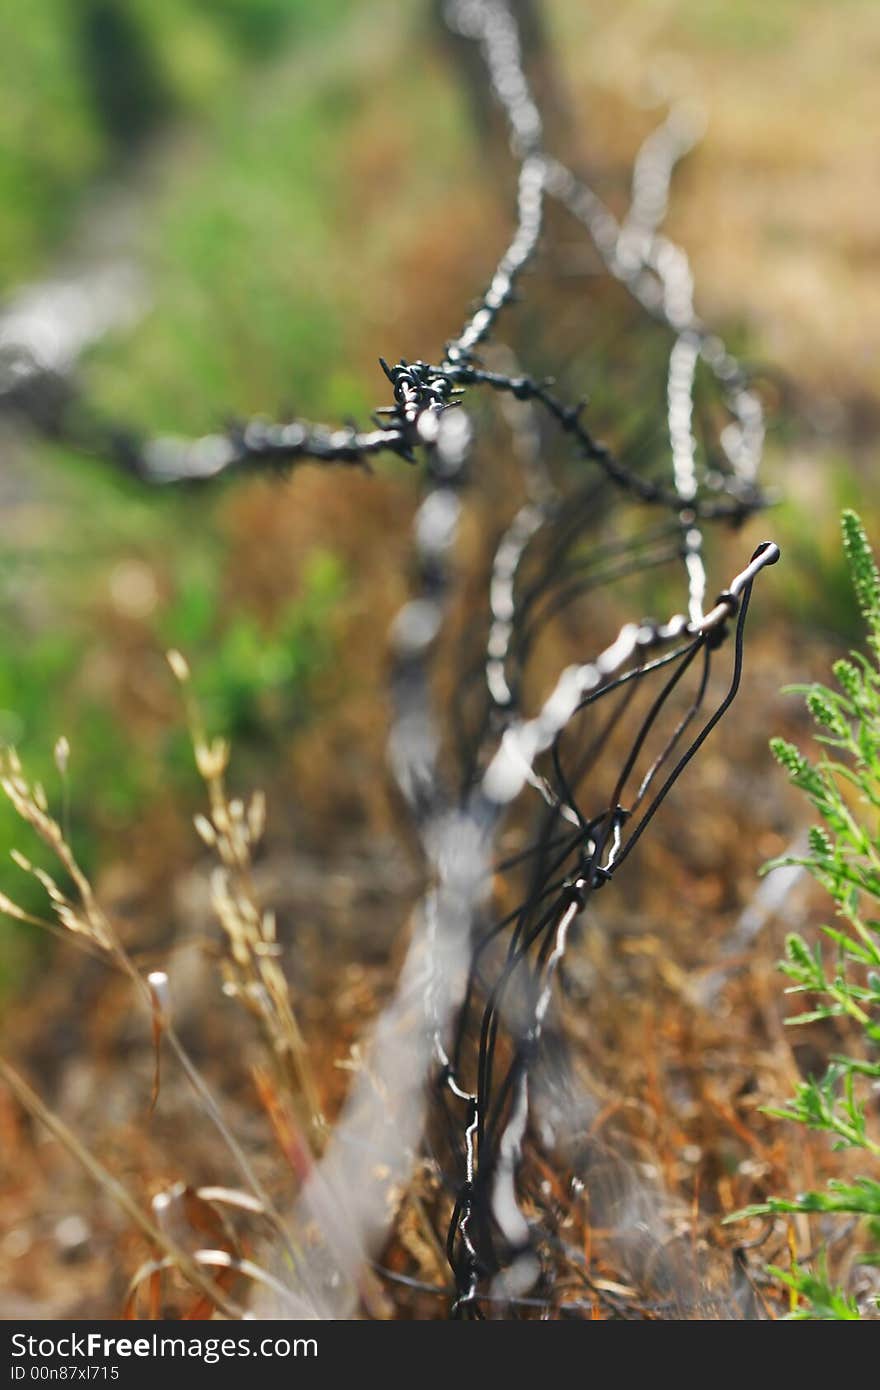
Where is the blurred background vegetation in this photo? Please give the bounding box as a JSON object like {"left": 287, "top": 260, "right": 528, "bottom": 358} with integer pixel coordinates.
{"left": 1, "top": 0, "right": 878, "bottom": 1323}
{"left": 0, "top": 0, "right": 877, "bottom": 996}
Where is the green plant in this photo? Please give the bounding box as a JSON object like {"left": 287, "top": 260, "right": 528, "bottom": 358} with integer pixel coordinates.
{"left": 0, "top": 0, "right": 355, "bottom": 287}
{"left": 159, "top": 546, "right": 346, "bottom": 746}
{"left": 733, "top": 509, "right": 880, "bottom": 1318}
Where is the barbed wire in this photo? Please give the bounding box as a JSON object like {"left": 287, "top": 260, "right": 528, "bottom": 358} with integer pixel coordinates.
{"left": 425, "top": 0, "right": 780, "bottom": 1317}
{"left": 1, "top": 0, "right": 782, "bottom": 1320}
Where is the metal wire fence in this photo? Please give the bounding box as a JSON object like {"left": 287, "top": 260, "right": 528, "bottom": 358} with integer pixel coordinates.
{"left": 2, "top": 0, "right": 781, "bottom": 1318}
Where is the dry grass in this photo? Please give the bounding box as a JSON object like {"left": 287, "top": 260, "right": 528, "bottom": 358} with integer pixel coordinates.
{"left": 0, "top": 667, "right": 331, "bottom": 1317}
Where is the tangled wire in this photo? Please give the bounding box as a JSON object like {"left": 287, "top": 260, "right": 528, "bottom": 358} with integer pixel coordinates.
{"left": 2, "top": 0, "right": 780, "bottom": 1319}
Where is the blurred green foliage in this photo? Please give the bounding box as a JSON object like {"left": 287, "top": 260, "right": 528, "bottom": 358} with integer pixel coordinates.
{"left": 0, "top": 0, "right": 352, "bottom": 286}
{"left": 0, "top": 498, "right": 345, "bottom": 946}
{"left": 160, "top": 546, "right": 346, "bottom": 744}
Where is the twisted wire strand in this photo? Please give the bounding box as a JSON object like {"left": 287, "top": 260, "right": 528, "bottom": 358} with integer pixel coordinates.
{"left": 448, "top": 553, "right": 773, "bottom": 1307}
